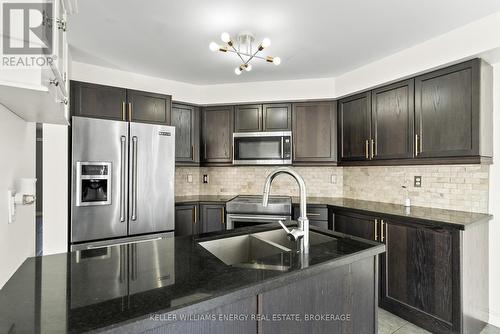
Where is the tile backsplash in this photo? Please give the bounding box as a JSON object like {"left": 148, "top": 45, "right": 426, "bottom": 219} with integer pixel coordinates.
{"left": 176, "top": 164, "right": 490, "bottom": 213}
{"left": 175, "top": 166, "right": 343, "bottom": 198}
{"left": 343, "top": 165, "right": 490, "bottom": 213}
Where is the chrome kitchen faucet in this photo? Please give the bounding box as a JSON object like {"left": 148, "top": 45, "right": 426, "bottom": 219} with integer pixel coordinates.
{"left": 262, "top": 167, "right": 309, "bottom": 254}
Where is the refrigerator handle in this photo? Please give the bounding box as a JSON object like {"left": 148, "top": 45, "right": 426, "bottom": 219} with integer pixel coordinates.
{"left": 131, "top": 136, "right": 138, "bottom": 221}
{"left": 120, "top": 136, "right": 126, "bottom": 222}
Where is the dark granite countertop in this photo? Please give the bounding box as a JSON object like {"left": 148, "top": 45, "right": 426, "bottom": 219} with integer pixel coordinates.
{"left": 0, "top": 224, "right": 384, "bottom": 334}
{"left": 175, "top": 195, "right": 237, "bottom": 204}
{"left": 292, "top": 197, "right": 492, "bottom": 230}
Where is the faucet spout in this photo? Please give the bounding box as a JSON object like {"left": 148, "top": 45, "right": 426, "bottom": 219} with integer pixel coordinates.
{"left": 262, "top": 167, "right": 309, "bottom": 253}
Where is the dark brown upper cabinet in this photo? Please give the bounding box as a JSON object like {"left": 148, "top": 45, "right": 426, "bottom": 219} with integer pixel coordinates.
{"left": 234, "top": 104, "right": 263, "bottom": 132}
{"left": 127, "top": 89, "right": 171, "bottom": 125}
{"left": 71, "top": 81, "right": 127, "bottom": 121}
{"left": 415, "top": 59, "right": 492, "bottom": 160}
{"left": 70, "top": 81, "right": 172, "bottom": 126}
{"left": 292, "top": 101, "right": 337, "bottom": 164}
{"left": 201, "top": 106, "right": 234, "bottom": 164}
{"left": 234, "top": 103, "right": 291, "bottom": 132}
{"left": 338, "top": 92, "right": 371, "bottom": 161}
{"left": 171, "top": 103, "right": 200, "bottom": 165}
{"left": 263, "top": 103, "right": 292, "bottom": 131}
{"left": 371, "top": 79, "right": 414, "bottom": 160}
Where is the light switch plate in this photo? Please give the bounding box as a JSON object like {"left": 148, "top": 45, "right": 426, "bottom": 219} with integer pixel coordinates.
{"left": 187, "top": 174, "right": 193, "bottom": 183}
{"left": 203, "top": 174, "right": 209, "bottom": 184}
{"left": 330, "top": 175, "right": 337, "bottom": 184}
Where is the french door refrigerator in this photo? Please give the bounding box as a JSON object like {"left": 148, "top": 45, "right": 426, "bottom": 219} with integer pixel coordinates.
{"left": 70, "top": 116, "right": 175, "bottom": 249}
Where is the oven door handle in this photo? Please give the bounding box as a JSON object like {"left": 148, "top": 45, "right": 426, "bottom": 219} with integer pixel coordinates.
{"left": 228, "top": 215, "right": 290, "bottom": 221}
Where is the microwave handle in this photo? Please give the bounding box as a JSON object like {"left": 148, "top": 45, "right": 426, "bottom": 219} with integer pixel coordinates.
{"left": 281, "top": 137, "right": 284, "bottom": 159}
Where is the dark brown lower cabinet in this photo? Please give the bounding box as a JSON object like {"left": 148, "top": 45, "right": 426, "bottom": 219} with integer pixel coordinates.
{"left": 379, "top": 221, "right": 459, "bottom": 334}
{"left": 200, "top": 203, "right": 225, "bottom": 233}
{"left": 174, "top": 204, "right": 198, "bottom": 236}
{"left": 332, "top": 209, "right": 489, "bottom": 334}
{"left": 293, "top": 205, "right": 330, "bottom": 230}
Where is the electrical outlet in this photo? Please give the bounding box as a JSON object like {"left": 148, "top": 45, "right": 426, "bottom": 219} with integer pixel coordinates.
{"left": 414, "top": 176, "right": 422, "bottom": 188}
{"left": 203, "top": 174, "right": 209, "bottom": 184}
{"left": 187, "top": 174, "right": 193, "bottom": 183}
{"left": 330, "top": 174, "right": 337, "bottom": 184}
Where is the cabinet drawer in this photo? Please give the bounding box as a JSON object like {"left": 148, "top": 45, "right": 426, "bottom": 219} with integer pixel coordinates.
{"left": 293, "top": 205, "right": 328, "bottom": 221}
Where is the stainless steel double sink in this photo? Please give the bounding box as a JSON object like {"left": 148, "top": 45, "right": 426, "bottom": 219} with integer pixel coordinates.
{"left": 198, "top": 229, "right": 335, "bottom": 271}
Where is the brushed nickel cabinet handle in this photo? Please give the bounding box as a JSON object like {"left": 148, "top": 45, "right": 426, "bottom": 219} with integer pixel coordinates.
{"left": 128, "top": 102, "right": 132, "bottom": 121}
{"left": 374, "top": 219, "right": 378, "bottom": 241}
{"left": 415, "top": 134, "right": 419, "bottom": 156}
{"left": 308, "top": 213, "right": 321, "bottom": 217}
{"left": 193, "top": 205, "right": 197, "bottom": 224}
{"left": 122, "top": 102, "right": 126, "bottom": 121}
{"left": 365, "top": 140, "right": 369, "bottom": 160}
{"left": 381, "top": 220, "right": 385, "bottom": 243}
{"left": 371, "top": 138, "right": 375, "bottom": 159}
{"left": 220, "top": 207, "right": 224, "bottom": 225}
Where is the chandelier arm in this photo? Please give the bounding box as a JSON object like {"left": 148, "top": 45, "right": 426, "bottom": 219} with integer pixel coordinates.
{"left": 230, "top": 45, "right": 246, "bottom": 64}
{"left": 226, "top": 49, "right": 268, "bottom": 61}
{"left": 243, "top": 49, "right": 261, "bottom": 65}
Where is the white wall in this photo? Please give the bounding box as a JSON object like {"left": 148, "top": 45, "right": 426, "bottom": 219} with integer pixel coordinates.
{"left": 0, "top": 105, "right": 36, "bottom": 289}
{"left": 42, "top": 124, "right": 68, "bottom": 255}
{"left": 488, "top": 63, "right": 500, "bottom": 327}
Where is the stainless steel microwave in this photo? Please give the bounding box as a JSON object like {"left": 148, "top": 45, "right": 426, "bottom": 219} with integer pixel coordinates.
{"left": 233, "top": 131, "right": 292, "bottom": 165}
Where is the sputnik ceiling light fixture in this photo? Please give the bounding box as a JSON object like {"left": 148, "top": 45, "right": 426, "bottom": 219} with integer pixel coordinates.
{"left": 209, "top": 32, "right": 281, "bottom": 75}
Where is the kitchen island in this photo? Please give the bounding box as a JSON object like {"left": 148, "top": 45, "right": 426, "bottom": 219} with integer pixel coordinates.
{"left": 0, "top": 224, "right": 384, "bottom": 334}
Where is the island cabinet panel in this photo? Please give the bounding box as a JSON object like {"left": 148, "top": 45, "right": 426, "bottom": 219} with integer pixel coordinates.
{"left": 338, "top": 92, "right": 372, "bottom": 162}
{"left": 127, "top": 89, "right": 171, "bottom": 125}
{"left": 171, "top": 103, "right": 200, "bottom": 165}
{"left": 174, "top": 204, "right": 199, "bottom": 236}
{"left": 292, "top": 101, "right": 337, "bottom": 164}
{"left": 71, "top": 81, "right": 127, "bottom": 121}
{"left": 201, "top": 106, "right": 234, "bottom": 164}
{"left": 200, "top": 204, "right": 225, "bottom": 233}
{"left": 379, "top": 221, "right": 460, "bottom": 334}
{"left": 414, "top": 59, "right": 492, "bottom": 160}
{"left": 263, "top": 103, "right": 292, "bottom": 131}
{"left": 234, "top": 104, "right": 263, "bottom": 132}
{"left": 259, "top": 256, "right": 377, "bottom": 334}
{"left": 371, "top": 79, "right": 415, "bottom": 160}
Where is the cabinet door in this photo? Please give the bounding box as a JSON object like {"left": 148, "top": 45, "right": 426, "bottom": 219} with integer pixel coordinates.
{"left": 372, "top": 80, "right": 414, "bottom": 160}
{"left": 127, "top": 89, "right": 171, "bottom": 125}
{"left": 415, "top": 60, "right": 478, "bottom": 158}
{"left": 174, "top": 204, "right": 198, "bottom": 236}
{"left": 292, "top": 102, "right": 337, "bottom": 163}
{"left": 70, "top": 81, "right": 127, "bottom": 121}
{"left": 201, "top": 106, "right": 234, "bottom": 164}
{"left": 171, "top": 103, "right": 199, "bottom": 164}
{"left": 234, "top": 104, "right": 262, "bottom": 132}
{"left": 263, "top": 103, "right": 291, "bottom": 131}
{"left": 334, "top": 211, "right": 376, "bottom": 241}
{"left": 200, "top": 204, "right": 225, "bottom": 233}
{"left": 338, "top": 92, "right": 371, "bottom": 161}
{"left": 379, "top": 221, "right": 458, "bottom": 332}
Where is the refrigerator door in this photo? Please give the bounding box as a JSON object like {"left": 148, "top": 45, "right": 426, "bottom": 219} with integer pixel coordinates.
{"left": 71, "top": 117, "right": 129, "bottom": 242}
{"left": 129, "top": 122, "right": 175, "bottom": 235}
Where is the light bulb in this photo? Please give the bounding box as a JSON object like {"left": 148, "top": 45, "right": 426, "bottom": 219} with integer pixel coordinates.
{"left": 209, "top": 42, "right": 219, "bottom": 52}
{"left": 234, "top": 67, "right": 242, "bottom": 75}
{"left": 221, "top": 32, "right": 231, "bottom": 43}
{"left": 245, "top": 64, "right": 252, "bottom": 72}
{"left": 273, "top": 57, "right": 281, "bottom": 66}
{"left": 261, "top": 38, "right": 271, "bottom": 48}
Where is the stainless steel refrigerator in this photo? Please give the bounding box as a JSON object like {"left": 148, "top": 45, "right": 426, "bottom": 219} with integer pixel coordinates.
{"left": 70, "top": 116, "right": 175, "bottom": 249}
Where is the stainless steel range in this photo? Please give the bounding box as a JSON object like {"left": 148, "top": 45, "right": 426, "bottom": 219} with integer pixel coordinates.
{"left": 225, "top": 195, "right": 291, "bottom": 230}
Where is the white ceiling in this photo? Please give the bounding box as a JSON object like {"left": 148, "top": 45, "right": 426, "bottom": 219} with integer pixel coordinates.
{"left": 68, "top": 0, "right": 500, "bottom": 85}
